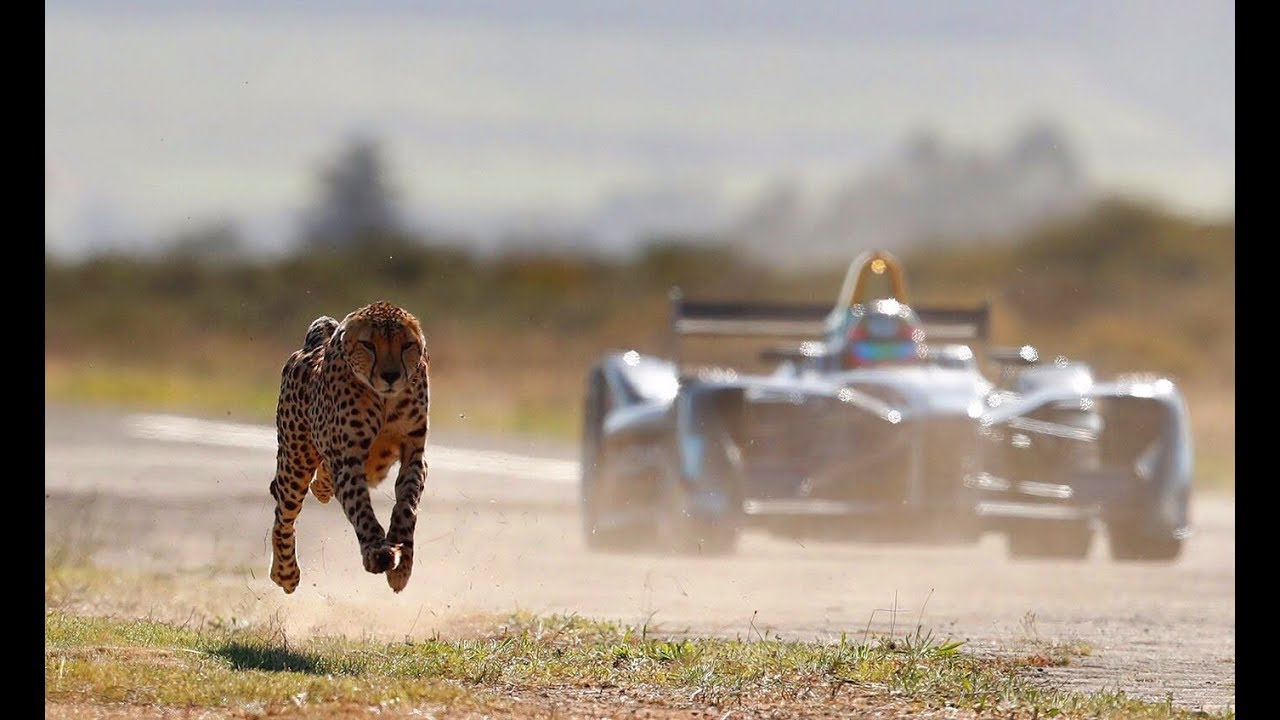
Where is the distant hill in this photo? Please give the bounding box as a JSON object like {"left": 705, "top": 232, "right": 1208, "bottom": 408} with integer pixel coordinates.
{"left": 724, "top": 122, "right": 1092, "bottom": 268}
{"left": 56, "top": 122, "right": 1112, "bottom": 268}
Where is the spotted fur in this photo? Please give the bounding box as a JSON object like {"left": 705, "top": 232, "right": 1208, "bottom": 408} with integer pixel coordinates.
{"left": 269, "top": 301, "right": 430, "bottom": 594}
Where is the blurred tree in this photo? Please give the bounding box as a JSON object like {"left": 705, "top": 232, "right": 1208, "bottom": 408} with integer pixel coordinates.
{"left": 162, "top": 219, "right": 246, "bottom": 265}
{"left": 298, "top": 135, "right": 403, "bottom": 251}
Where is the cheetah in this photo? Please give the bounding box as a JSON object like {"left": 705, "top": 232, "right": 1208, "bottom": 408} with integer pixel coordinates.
{"left": 268, "top": 301, "right": 430, "bottom": 594}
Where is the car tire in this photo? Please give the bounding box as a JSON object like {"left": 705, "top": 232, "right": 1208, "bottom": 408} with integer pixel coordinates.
{"left": 582, "top": 478, "right": 634, "bottom": 551}
{"left": 1006, "top": 520, "right": 1093, "bottom": 560}
{"left": 655, "top": 455, "right": 739, "bottom": 557}
{"left": 1106, "top": 523, "right": 1184, "bottom": 562}
{"left": 580, "top": 366, "right": 632, "bottom": 552}
{"left": 1104, "top": 488, "right": 1188, "bottom": 562}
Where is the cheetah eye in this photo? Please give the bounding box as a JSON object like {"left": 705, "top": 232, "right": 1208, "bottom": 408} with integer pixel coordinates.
{"left": 359, "top": 340, "right": 376, "bottom": 353}
{"left": 402, "top": 342, "right": 416, "bottom": 352}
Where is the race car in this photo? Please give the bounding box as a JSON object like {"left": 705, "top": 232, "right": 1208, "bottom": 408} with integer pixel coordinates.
{"left": 579, "top": 250, "right": 1193, "bottom": 561}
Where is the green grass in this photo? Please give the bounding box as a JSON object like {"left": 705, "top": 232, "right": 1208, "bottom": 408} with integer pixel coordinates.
{"left": 44, "top": 358, "right": 582, "bottom": 438}
{"left": 45, "top": 360, "right": 280, "bottom": 424}
{"left": 44, "top": 606, "right": 1233, "bottom": 719}
{"left": 46, "top": 619, "right": 474, "bottom": 710}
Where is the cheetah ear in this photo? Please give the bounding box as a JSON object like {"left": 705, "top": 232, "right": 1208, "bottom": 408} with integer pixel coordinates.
{"left": 412, "top": 344, "right": 429, "bottom": 385}
{"left": 413, "top": 325, "right": 428, "bottom": 367}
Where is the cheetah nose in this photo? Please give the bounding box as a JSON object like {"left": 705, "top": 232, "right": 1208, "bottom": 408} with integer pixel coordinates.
{"left": 380, "top": 370, "right": 401, "bottom": 385}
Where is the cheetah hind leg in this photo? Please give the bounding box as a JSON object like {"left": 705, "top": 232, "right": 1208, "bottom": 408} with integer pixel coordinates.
{"left": 310, "top": 461, "right": 334, "bottom": 504}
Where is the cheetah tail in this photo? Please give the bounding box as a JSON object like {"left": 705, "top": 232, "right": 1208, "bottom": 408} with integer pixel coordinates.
{"left": 303, "top": 316, "right": 340, "bottom": 352}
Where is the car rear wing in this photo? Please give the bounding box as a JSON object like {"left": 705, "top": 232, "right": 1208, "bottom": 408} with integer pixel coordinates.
{"left": 670, "top": 294, "right": 831, "bottom": 339}
{"left": 667, "top": 287, "right": 991, "bottom": 359}
{"left": 914, "top": 305, "right": 992, "bottom": 342}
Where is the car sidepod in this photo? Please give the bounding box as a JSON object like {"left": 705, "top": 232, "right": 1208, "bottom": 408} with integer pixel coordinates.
{"left": 972, "top": 378, "right": 1192, "bottom": 561}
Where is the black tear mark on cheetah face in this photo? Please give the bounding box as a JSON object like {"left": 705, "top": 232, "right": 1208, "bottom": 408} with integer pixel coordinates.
{"left": 337, "top": 303, "right": 428, "bottom": 397}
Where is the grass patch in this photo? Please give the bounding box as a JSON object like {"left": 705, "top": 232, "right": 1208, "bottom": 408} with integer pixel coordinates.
{"left": 44, "top": 609, "right": 1233, "bottom": 719}
{"left": 45, "top": 359, "right": 280, "bottom": 425}
{"left": 1013, "top": 612, "right": 1096, "bottom": 667}
{"left": 45, "top": 356, "right": 582, "bottom": 440}
{"left": 46, "top": 613, "right": 474, "bottom": 710}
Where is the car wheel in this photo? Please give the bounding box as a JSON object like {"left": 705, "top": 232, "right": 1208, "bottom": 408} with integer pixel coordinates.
{"left": 1006, "top": 520, "right": 1093, "bottom": 560}
{"left": 1105, "top": 488, "right": 1188, "bottom": 562}
{"left": 582, "top": 472, "right": 635, "bottom": 551}
{"left": 1106, "top": 523, "right": 1184, "bottom": 562}
{"left": 655, "top": 457, "right": 739, "bottom": 557}
{"left": 580, "top": 366, "right": 631, "bottom": 552}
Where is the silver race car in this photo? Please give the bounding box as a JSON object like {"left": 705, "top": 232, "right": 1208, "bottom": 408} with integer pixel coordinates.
{"left": 580, "top": 250, "right": 1192, "bottom": 561}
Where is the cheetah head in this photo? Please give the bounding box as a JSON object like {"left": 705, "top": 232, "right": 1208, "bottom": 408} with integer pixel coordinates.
{"left": 336, "top": 302, "right": 428, "bottom": 396}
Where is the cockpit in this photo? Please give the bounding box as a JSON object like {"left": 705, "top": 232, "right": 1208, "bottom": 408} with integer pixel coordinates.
{"left": 840, "top": 298, "right": 929, "bottom": 369}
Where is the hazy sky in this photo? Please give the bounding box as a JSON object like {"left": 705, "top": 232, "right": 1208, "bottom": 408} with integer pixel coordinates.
{"left": 45, "top": 1, "right": 1234, "bottom": 255}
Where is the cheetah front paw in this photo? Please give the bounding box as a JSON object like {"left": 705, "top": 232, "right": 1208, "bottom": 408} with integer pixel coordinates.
{"left": 386, "top": 545, "right": 413, "bottom": 593}
{"left": 362, "top": 543, "right": 401, "bottom": 574}
{"left": 270, "top": 559, "right": 300, "bottom": 594}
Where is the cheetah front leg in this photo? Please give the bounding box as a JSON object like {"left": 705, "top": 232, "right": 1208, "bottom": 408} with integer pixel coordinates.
{"left": 269, "top": 448, "right": 318, "bottom": 594}
{"left": 330, "top": 453, "right": 400, "bottom": 574}
{"left": 385, "top": 443, "right": 427, "bottom": 593}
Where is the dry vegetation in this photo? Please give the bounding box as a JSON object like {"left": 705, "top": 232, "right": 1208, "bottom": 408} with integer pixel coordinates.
{"left": 44, "top": 565, "right": 1233, "bottom": 720}
{"left": 45, "top": 197, "right": 1234, "bottom": 485}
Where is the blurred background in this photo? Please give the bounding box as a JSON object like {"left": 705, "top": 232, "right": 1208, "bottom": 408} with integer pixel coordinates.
{"left": 45, "top": 0, "right": 1234, "bottom": 489}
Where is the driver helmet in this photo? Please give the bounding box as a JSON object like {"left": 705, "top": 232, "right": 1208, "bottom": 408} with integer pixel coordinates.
{"left": 842, "top": 298, "right": 927, "bottom": 369}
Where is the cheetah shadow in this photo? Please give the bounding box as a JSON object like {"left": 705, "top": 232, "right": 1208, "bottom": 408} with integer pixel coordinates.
{"left": 212, "top": 642, "right": 324, "bottom": 674}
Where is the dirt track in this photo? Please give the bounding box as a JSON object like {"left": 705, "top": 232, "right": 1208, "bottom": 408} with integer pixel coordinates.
{"left": 44, "top": 405, "right": 1235, "bottom": 713}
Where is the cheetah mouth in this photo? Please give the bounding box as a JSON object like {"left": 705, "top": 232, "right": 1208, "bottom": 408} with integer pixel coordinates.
{"left": 373, "top": 379, "right": 409, "bottom": 395}
{"left": 364, "top": 368, "right": 408, "bottom": 395}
